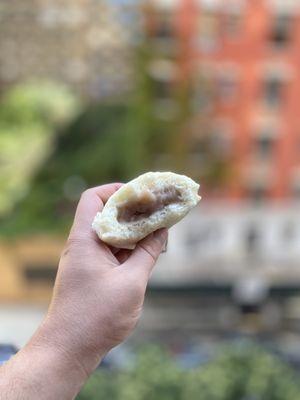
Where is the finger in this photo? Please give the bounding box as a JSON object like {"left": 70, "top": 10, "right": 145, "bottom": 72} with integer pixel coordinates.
{"left": 70, "top": 183, "right": 123, "bottom": 240}
{"left": 162, "top": 236, "right": 168, "bottom": 253}
{"left": 110, "top": 246, "right": 120, "bottom": 255}
{"left": 115, "top": 249, "right": 132, "bottom": 264}
{"left": 123, "top": 229, "right": 168, "bottom": 279}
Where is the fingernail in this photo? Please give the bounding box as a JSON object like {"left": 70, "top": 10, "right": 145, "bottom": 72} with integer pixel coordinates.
{"left": 154, "top": 228, "right": 168, "bottom": 246}
{"left": 162, "top": 237, "right": 168, "bottom": 253}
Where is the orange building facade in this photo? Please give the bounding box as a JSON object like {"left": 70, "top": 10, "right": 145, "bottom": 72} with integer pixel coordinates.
{"left": 148, "top": 0, "right": 300, "bottom": 201}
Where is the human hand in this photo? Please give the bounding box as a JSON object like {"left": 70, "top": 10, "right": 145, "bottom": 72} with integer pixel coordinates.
{"left": 0, "top": 184, "right": 167, "bottom": 400}
{"left": 33, "top": 184, "right": 168, "bottom": 375}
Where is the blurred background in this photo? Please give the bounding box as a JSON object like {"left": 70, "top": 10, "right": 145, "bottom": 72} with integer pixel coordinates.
{"left": 1, "top": 0, "right": 300, "bottom": 398}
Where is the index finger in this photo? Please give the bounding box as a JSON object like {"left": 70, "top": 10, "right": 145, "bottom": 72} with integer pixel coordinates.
{"left": 70, "top": 183, "right": 123, "bottom": 240}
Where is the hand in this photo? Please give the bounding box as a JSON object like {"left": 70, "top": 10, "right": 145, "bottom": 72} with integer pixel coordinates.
{"left": 0, "top": 184, "right": 167, "bottom": 400}
{"left": 42, "top": 183, "right": 167, "bottom": 373}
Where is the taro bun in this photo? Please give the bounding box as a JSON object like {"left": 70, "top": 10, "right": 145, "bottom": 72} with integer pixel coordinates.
{"left": 92, "top": 171, "right": 201, "bottom": 249}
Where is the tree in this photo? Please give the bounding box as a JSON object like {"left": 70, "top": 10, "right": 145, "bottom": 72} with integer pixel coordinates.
{"left": 0, "top": 101, "right": 132, "bottom": 236}
{"left": 0, "top": 34, "right": 178, "bottom": 236}
{"left": 0, "top": 82, "right": 79, "bottom": 219}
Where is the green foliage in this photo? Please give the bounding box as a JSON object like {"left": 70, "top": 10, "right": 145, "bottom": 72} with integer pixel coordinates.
{"left": 76, "top": 370, "right": 119, "bottom": 400}
{"left": 124, "top": 39, "right": 177, "bottom": 173}
{"left": 0, "top": 81, "right": 80, "bottom": 216}
{"left": 0, "top": 36, "right": 178, "bottom": 236}
{"left": 77, "top": 344, "right": 300, "bottom": 400}
{"left": 0, "top": 37, "right": 230, "bottom": 236}
{"left": 0, "top": 81, "right": 79, "bottom": 127}
{"left": 0, "top": 42, "right": 178, "bottom": 236}
{"left": 182, "top": 344, "right": 300, "bottom": 400}
{"left": 119, "top": 346, "right": 183, "bottom": 400}
{"left": 0, "top": 99, "right": 161, "bottom": 236}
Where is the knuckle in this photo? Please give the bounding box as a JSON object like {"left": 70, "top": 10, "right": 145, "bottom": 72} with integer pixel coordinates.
{"left": 63, "top": 236, "right": 87, "bottom": 255}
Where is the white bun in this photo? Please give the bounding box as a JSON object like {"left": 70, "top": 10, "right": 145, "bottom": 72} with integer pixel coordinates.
{"left": 92, "top": 171, "right": 201, "bottom": 249}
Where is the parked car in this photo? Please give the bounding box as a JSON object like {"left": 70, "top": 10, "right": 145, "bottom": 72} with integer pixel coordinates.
{"left": 0, "top": 344, "right": 18, "bottom": 365}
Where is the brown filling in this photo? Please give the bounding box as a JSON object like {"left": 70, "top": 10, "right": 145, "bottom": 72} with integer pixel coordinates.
{"left": 117, "top": 186, "right": 182, "bottom": 223}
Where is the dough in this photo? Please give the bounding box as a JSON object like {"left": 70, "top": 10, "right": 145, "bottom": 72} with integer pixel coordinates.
{"left": 92, "top": 171, "right": 201, "bottom": 249}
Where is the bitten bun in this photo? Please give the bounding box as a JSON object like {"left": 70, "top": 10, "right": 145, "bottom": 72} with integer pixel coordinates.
{"left": 92, "top": 171, "right": 201, "bottom": 249}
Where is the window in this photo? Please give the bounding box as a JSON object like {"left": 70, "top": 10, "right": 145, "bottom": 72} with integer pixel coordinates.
{"left": 245, "top": 225, "right": 261, "bottom": 254}
{"left": 148, "top": 59, "right": 177, "bottom": 81}
{"left": 193, "top": 66, "right": 214, "bottom": 111}
{"left": 270, "top": 14, "right": 292, "bottom": 48}
{"left": 263, "top": 75, "right": 283, "bottom": 108}
{"left": 247, "top": 183, "right": 268, "bottom": 203}
{"left": 185, "top": 224, "right": 222, "bottom": 249}
{"left": 24, "top": 265, "right": 57, "bottom": 284}
{"left": 154, "top": 12, "right": 173, "bottom": 39}
{"left": 292, "top": 181, "right": 300, "bottom": 201}
{"left": 290, "top": 169, "right": 300, "bottom": 201}
{"left": 217, "top": 70, "right": 237, "bottom": 103}
{"left": 223, "top": 12, "right": 242, "bottom": 37}
{"left": 148, "top": 59, "right": 176, "bottom": 100}
{"left": 152, "top": 79, "right": 172, "bottom": 99}
{"left": 210, "top": 121, "right": 233, "bottom": 157}
{"left": 255, "top": 136, "right": 274, "bottom": 157}
{"left": 196, "top": 11, "right": 219, "bottom": 52}
{"left": 193, "top": 82, "right": 213, "bottom": 111}
{"left": 254, "top": 129, "right": 276, "bottom": 159}
{"left": 282, "top": 221, "right": 296, "bottom": 242}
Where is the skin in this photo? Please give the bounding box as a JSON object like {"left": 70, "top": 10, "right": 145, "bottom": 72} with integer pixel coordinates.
{"left": 0, "top": 184, "right": 168, "bottom": 400}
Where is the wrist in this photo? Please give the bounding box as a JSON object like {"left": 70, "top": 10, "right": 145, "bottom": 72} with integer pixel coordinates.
{"left": 31, "top": 314, "right": 108, "bottom": 377}
{"left": 3, "top": 318, "right": 105, "bottom": 400}
{"left": 0, "top": 339, "right": 90, "bottom": 400}
{"left": 20, "top": 343, "right": 86, "bottom": 398}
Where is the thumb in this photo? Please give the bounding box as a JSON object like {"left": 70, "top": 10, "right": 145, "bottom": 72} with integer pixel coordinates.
{"left": 124, "top": 229, "right": 168, "bottom": 278}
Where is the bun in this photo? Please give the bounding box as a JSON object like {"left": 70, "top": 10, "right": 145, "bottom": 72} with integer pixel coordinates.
{"left": 92, "top": 171, "right": 201, "bottom": 249}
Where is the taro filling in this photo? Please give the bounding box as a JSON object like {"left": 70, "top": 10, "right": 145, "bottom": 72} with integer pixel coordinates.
{"left": 117, "top": 186, "right": 182, "bottom": 223}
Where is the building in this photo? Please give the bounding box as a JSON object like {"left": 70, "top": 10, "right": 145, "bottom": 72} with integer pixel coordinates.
{"left": 138, "top": 0, "right": 300, "bottom": 343}
{"left": 2, "top": 204, "right": 300, "bottom": 345}
{"left": 146, "top": 0, "right": 300, "bottom": 201}
{"left": 140, "top": 204, "right": 300, "bottom": 338}
{"left": 0, "top": 235, "right": 62, "bottom": 304}
{"left": 0, "top": 0, "right": 136, "bottom": 99}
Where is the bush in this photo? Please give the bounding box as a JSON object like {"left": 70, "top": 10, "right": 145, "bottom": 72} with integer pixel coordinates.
{"left": 77, "top": 344, "right": 300, "bottom": 400}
